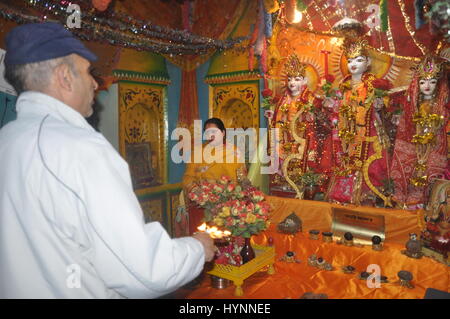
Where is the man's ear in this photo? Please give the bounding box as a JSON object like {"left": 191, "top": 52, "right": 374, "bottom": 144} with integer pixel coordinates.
{"left": 54, "top": 63, "right": 73, "bottom": 92}
{"left": 366, "top": 57, "right": 372, "bottom": 68}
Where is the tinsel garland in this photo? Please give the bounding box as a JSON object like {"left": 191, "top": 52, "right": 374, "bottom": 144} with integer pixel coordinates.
{"left": 255, "top": 0, "right": 266, "bottom": 56}
{"left": 0, "top": 0, "right": 249, "bottom": 55}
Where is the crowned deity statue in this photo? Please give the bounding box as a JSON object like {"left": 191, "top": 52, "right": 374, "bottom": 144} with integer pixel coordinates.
{"left": 265, "top": 53, "right": 331, "bottom": 197}
{"left": 327, "top": 39, "right": 393, "bottom": 206}
{"left": 390, "top": 55, "right": 449, "bottom": 209}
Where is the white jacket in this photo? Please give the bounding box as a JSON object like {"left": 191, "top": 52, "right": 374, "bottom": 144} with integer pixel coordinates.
{"left": 0, "top": 91, "right": 205, "bottom": 298}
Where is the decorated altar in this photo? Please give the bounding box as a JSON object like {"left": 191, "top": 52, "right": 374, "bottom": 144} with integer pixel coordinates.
{"left": 185, "top": 196, "right": 450, "bottom": 299}
{"left": 0, "top": 0, "right": 449, "bottom": 300}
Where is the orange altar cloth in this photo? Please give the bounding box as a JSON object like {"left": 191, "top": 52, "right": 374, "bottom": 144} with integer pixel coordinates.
{"left": 185, "top": 197, "right": 449, "bottom": 299}
{"left": 265, "top": 196, "right": 423, "bottom": 245}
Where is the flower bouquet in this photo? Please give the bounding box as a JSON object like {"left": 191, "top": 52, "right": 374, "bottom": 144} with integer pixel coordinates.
{"left": 188, "top": 176, "right": 271, "bottom": 265}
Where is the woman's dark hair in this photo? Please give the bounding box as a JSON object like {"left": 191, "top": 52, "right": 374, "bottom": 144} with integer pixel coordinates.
{"left": 204, "top": 117, "right": 226, "bottom": 133}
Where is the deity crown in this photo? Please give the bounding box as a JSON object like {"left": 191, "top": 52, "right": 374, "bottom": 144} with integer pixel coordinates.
{"left": 284, "top": 53, "right": 307, "bottom": 77}
{"left": 416, "top": 55, "right": 443, "bottom": 80}
{"left": 343, "top": 40, "right": 369, "bottom": 59}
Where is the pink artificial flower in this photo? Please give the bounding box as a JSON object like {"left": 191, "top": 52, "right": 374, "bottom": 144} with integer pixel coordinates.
{"left": 215, "top": 255, "right": 228, "bottom": 265}
{"left": 220, "top": 176, "right": 231, "bottom": 184}
{"left": 227, "top": 183, "right": 236, "bottom": 192}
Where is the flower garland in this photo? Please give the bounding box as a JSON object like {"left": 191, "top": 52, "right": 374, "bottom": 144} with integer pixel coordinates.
{"left": 410, "top": 98, "right": 445, "bottom": 187}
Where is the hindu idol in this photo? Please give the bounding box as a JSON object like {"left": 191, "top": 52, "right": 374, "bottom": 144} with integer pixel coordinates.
{"left": 266, "top": 53, "right": 331, "bottom": 197}
{"left": 327, "top": 39, "right": 392, "bottom": 206}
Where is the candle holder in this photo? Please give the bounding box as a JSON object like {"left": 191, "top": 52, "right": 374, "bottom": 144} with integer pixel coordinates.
{"left": 309, "top": 229, "right": 320, "bottom": 240}
{"left": 343, "top": 232, "right": 354, "bottom": 246}
{"left": 371, "top": 235, "right": 383, "bottom": 251}
{"left": 322, "top": 231, "right": 333, "bottom": 243}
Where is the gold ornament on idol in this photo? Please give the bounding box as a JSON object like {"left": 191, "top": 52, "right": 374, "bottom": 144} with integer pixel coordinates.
{"left": 410, "top": 56, "right": 445, "bottom": 188}
{"left": 284, "top": 53, "right": 307, "bottom": 78}
{"left": 343, "top": 39, "right": 369, "bottom": 59}
{"left": 415, "top": 55, "right": 443, "bottom": 80}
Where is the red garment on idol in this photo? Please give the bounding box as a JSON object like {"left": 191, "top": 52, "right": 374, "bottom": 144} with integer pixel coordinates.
{"left": 273, "top": 88, "right": 333, "bottom": 177}
{"left": 390, "top": 76, "right": 449, "bottom": 207}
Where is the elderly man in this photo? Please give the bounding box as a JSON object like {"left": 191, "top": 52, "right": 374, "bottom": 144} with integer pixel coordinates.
{"left": 0, "top": 22, "right": 214, "bottom": 298}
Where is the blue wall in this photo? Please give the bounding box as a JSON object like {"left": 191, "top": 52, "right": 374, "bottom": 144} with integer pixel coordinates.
{"left": 166, "top": 60, "right": 211, "bottom": 185}
{"left": 0, "top": 92, "right": 17, "bottom": 129}
{"left": 196, "top": 60, "right": 211, "bottom": 124}
{"left": 166, "top": 61, "right": 184, "bottom": 184}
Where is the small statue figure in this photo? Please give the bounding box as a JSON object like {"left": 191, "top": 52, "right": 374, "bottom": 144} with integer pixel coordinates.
{"left": 402, "top": 233, "right": 423, "bottom": 259}
{"left": 277, "top": 212, "right": 302, "bottom": 234}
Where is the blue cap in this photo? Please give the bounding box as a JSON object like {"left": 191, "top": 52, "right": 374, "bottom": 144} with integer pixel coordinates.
{"left": 4, "top": 22, "right": 98, "bottom": 66}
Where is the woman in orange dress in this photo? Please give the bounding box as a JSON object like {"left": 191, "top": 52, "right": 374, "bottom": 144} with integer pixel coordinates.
{"left": 182, "top": 118, "right": 246, "bottom": 234}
